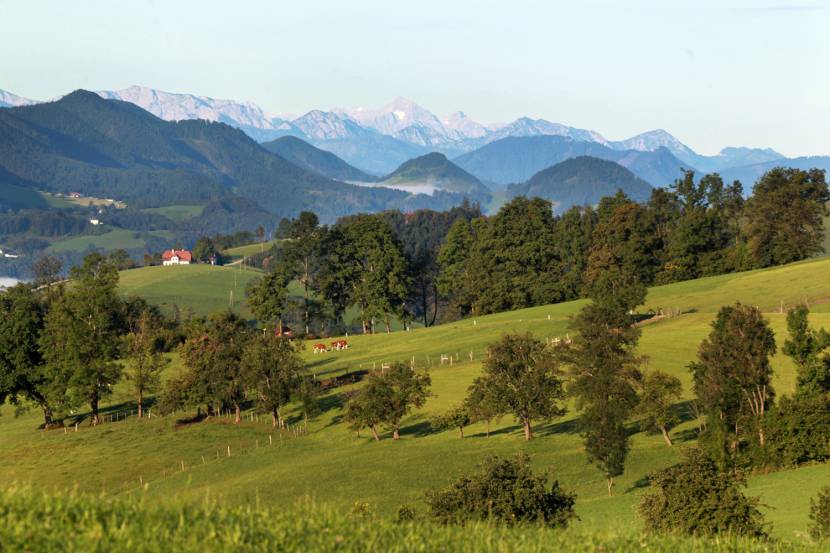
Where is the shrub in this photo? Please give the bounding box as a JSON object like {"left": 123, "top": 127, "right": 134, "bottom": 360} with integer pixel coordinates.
{"left": 395, "top": 504, "right": 417, "bottom": 523}
{"left": 638, "top": 448, "right": 767, "bottom": 537}
{"left": 810, "top": 486, "right": 830, "bottom": 540}
{"left": 425, "top": 454, "right": 576, "bottom": 527}
{"left": 762, "top": 394, "right": 830, "bottom": 467}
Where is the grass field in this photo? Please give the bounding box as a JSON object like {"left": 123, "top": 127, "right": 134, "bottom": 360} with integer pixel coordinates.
{"left": 47, "top": 228, "right": 174, "bottom": 253}
{"left": 141, "top": 204, "right": 205, "bottom": 221}
{"left": 2, "top": 257, "right": 830, "bottom": 546}
{"left": 1, "top": 489, "right": 823, "bottom": 553}
{"left": 223, "top": 239, "right": 282, "bottom": 260}
{"left": 119, "top": 263, "right": 262, "bottom": 318}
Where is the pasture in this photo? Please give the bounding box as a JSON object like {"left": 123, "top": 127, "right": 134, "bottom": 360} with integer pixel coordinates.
{"left": 2, "top": 256, "right": 830, "bottom": 544}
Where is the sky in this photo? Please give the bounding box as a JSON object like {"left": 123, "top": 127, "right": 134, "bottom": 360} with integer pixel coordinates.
{"left": 0, "top": 0, "right": 827, "bottom": 156}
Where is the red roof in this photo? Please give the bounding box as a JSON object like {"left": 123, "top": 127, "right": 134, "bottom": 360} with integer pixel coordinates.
{"left": 162, "top": 249, "right": 192, "bottom": 262}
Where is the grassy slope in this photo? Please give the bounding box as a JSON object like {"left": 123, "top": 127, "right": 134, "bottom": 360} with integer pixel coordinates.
{"left": 223, "top": 239, "right": 281, "bottom": 259}
{"left": 119, "top": 264, "right": 262, "bottom": 318}
{"left": 2, "top": 257, "right": 830, "bottom": 542}
{"left": 141, "top": 204, "right": 205, "bottom": 221}
{"left": 47, "top": 228, "right": 173, "bottom": 253}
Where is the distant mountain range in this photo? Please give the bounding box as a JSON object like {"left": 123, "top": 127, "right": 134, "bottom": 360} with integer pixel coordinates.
{"left": 509, "top": 156, "right": 653, "bottom": 213}
{"left": 1, "top": 86, "right": 810, "bottom": 180}
{"left": 0, "top": 91, "right": 471, "bottom": 223}
{"left": 454, "top": 135, "right": 692, "bottom": 189}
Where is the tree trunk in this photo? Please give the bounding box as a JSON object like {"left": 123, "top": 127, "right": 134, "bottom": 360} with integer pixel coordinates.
{"left": 522, "top": 417, "right": 533, "bottom": 441}
{"left": 393, "top": 427, "right": 400, "bottom": 440}
{"left": 421, "top": 284, "right": 429, "bottom": 328}
{"left": 660, "top": 425, "right": 673, "bottom": 447}
{"left": 41, "top": 403, "right": 55, "bottom": 428}
{"left": 90, "top": 393, "right": 100, "bottom": 426}
{"left": 370, "top": 425, "right": 380, "bottom": 441}
{"left": 137, "top": 392, "right": 144, "bottom": 418}
{"left": 362, "top": 318, "right": 369, "bottom": 335}
{"left": 303, "top": 262, "right": 311, "bottom": 335}
{"left": 271, "top": 409, "right": 278, "bottom": 428}
{"left": 384, "top": 317, "right": 391, "bottom": 334}
{"left": 429, "top": 284, "right": 439, "bottom": 327}
{"left": 234, "top": 404, "right": 241, "bottom": 424}
{"left": 606, "top": 476, "right": 614, "bottom": 496}
{"left": 459, "top": 426, "right": 464, "bottom": 439}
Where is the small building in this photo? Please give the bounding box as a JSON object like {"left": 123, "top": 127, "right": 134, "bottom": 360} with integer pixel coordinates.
{"left": 162, "top": 249, "right": 193, "bottom": 266}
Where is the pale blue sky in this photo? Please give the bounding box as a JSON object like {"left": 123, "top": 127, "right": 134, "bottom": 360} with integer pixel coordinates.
{"left": 1, "top": 0, "right": 827, "bottom": 156}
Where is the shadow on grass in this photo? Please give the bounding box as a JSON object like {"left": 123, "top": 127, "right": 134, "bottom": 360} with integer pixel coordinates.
{"left": 624, "top": 475, "right": 652, "bottom": 494}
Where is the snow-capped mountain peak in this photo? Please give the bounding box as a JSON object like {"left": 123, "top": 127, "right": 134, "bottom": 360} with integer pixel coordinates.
{"left": 0, "top": 89, "right": 36, "bottom": 108}
{"left": 96, "top": 85, "right": 280, "bottom": 130}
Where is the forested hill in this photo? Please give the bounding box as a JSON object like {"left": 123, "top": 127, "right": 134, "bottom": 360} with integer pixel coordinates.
{"left": 381, "top": 152, "right": 491, "bottom": 197}
{"left": 0, "top": 91, "right": 458, "bottom": 222}
{"left": 508, "top": 156, "right": 653, "bottom": 213}
{"left": 260, "top": 136, "right": 379, "bottom": 182}
{"left": 454, "top": 135, "right": 693, "bottom": 189}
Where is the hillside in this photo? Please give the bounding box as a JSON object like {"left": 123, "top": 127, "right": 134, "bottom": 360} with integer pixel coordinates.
{"left": 118, "top": 264, "right": 261, "bottom": 318}
{"left": 508, "top": 156, "right": 653, "bottom": 213}
{"left": 381, "top": 152, "right": 491, "bottom": 197}
{"left": 454, "top": 135, "right": 693, "bottom": 189}
{"left": 2, "top": 257, "right": 830, "bottom": 543}
{"left": 260, "top": 136, "right": 378, "bottom": 182}
{"left": 0, "top": 91, "right": 439, "bottom": 223}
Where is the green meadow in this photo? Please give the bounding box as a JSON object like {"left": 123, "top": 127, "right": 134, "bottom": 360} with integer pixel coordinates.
{"left": 47, "top": 228, "right": 174, "bottom": 253}
{"left": 2, "top": 257, "right": 830, "bottom": 547}
{"left": 141, "top": 204, "right": 205, "bottom": 221}
{"left": 119, "top": 263, "right": 262, "bottom": 318}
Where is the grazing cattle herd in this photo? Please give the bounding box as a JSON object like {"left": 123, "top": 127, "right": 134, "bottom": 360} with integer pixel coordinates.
{"left": 312, "top": 340, "right": 350, "bottom": 354}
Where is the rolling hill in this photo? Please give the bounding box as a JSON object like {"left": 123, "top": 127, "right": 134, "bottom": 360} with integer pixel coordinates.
{"left": 380, "top": 152, "right": 491, "bottom": 197}
{"left": 2, "top": 257, "right": 829, "bottom": 544}
{"left": 260, "top": 136, "right": 377, "bottom": 182}
{"left": 508, "top": 156, "right": 653, "bottom": 213}
{"left": 454, "top": 135, "right": 694, "bottom": 189}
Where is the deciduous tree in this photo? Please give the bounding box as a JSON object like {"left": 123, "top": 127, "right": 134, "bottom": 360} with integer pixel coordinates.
{"left": 474, "top": 333, "right": 565, "bottom": 441}
{"left": 40, "top": 253, "right": 123, "bottom": 425}
{"left": 124, "top": 311, "right": 168, "bottom": 418}
{"left": 241, "top": 333, "right": 304, "bottom": 428}
{"left": 634, "top": 370, "right": 683, "bottom": 446}
{"left": 690, "top": 303, "right": 776, "bottom": 457}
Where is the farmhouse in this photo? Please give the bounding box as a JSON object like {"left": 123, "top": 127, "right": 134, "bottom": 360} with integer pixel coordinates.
{"left": 161, "top": 249, "right": 193, "bottom": 266}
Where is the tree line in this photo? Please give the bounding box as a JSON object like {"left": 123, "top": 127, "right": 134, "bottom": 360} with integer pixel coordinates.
{"left": 0, "top": 253, "right": 318, "bottom": 430}
{"left": 243, "top": 167, "right": 828, "bottom": 335}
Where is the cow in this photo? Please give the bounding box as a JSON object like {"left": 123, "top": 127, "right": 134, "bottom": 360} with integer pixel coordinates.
{"left": 331, "top": 339, "right": 349, "bottom": 351}
{"left": 312, "top": 343, "right": 327, "bottom": 354}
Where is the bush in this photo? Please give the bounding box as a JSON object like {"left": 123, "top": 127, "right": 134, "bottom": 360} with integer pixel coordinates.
{"left": 425, "top": 454, "right": 576, "bottom": 527}
{"left": 810, "top": 486, "right": 830, "bottom": 540}
{"left": 395, "top": 504, "right": 417, "bottom": 523}
{"left": 762, "top": 394, "right": 830, "bottom": 467}
{"left": 638, "top": 448, "right": 767, "bottom": 537}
